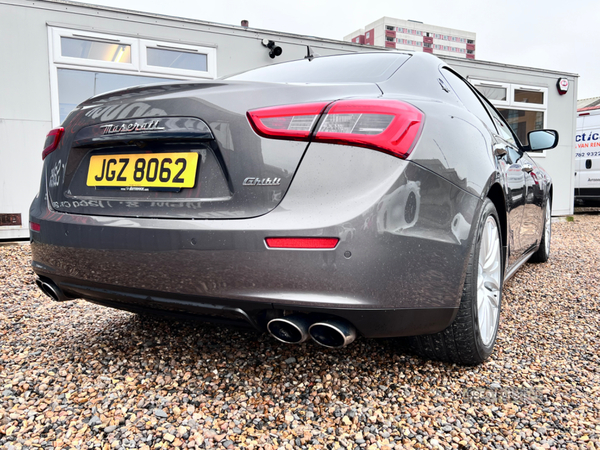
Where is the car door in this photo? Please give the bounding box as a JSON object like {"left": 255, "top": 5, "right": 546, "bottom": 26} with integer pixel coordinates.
{"left": 487, "top": 110, "right": 545, "bottom": 255}
{"left": 498, "top": 142, "right": 528, "bottom": 265}
{"left": 520, "top": 152, "right": 546, "bottom": 251}
{"left": 484, "top": 105, "right": 536, "bottom": 265}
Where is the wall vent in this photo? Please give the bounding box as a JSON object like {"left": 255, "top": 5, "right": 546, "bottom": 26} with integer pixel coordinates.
{"left": 0, "top": 214, "right": 22, "bottom": 226}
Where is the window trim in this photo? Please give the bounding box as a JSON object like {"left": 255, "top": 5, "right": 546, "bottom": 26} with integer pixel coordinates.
{"left": 512, "top": 85, "right": 547, "bottom": 108}
{"left": 48, "top": 27, "right": 218, "bottom": 127}
{"left": 140, "top": 40, "right": 217, "bottom": 79}
{"left": 52, "top": 27, "right": 140, "bottom": 70}
{"left": 470, "top": 79, "right": 548, "bottom": 109}
{"left": 469, "top": 78, "right": 549, "bottom": 156}
{"left": 470, "top": 80, "right": 510, "bottom": 106}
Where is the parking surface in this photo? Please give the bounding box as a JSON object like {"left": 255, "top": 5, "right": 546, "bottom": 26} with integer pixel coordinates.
{"left": 0, "top": 213, "right": 599, "bottom": 449}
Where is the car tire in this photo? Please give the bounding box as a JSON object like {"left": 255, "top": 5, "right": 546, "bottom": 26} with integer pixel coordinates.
{"left": 529, "top": 199, "right": 551, "bottom": 263}
{"left": 409, "top": 198, "right": 503, "bottom": 365}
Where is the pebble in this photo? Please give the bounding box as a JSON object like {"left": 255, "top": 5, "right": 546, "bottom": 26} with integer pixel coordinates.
{"left": 88, "top": 415, "right": 101, "bottom": 426}
{"left": 154, "top": 408, "right": 168, "bottom": 418}
{"left": 0, "top": 212, "right": 599, "bottom": 448}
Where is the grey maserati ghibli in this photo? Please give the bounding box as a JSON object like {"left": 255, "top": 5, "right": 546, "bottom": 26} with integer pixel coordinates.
{"left": 30, "top": 52, "right": 557, "bottom": 364}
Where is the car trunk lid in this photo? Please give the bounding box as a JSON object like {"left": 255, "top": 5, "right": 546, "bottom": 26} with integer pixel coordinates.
{"left": 46, "top": 80, "right": 381, "bottom": 219}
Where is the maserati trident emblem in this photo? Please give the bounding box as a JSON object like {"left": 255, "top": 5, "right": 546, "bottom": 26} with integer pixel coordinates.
{"left": 243, "top": 177, "right": 281, "bottom": 186}
{"left": 100, "top": 120, "right": 165, "bottom": 135}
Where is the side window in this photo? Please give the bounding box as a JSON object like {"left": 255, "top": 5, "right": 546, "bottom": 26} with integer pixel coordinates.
{"left": 487, "top": 105, "right": 517, "bottom": 145}
{"left": 441, "top": 68, "right": 495, "bottom": 131}
{"left": 475, "top": 91, "right": 519, "bottom": 147}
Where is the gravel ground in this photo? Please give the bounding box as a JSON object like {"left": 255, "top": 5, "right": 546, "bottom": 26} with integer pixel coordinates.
{"left": 1, "top": 213, "right": 599, "bottom": 450}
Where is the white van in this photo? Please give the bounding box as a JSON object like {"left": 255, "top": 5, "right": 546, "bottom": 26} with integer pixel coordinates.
{"left": 575, "top": 108, "right": 600, "bottom": 204}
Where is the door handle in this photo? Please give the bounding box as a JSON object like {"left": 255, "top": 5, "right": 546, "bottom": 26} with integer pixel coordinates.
{"left": 522, "top": 163, "right": 533, "bottom": 173}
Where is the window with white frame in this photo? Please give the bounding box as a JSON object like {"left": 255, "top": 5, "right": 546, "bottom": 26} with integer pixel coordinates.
{"left": 49, "top": 27, "right": 217, "bottom": 125}
{"left": 471, "top": 79, "right": 548, "bottom": 146}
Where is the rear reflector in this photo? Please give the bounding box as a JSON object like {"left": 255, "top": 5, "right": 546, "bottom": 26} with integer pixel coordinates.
{"left": 247, "top": 99, "right": 423, "bottom": 159}
{"left": 42, "top": 127, "right": 65, "bottom": 160}
{"left": 265, "top": 237, "right": 339, "bottom": 249}
{"left": 30, "top": 221, "right": 41, "bottom": 232}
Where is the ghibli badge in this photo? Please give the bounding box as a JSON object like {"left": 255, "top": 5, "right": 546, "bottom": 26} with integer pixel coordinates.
{"left": 243, "top": 177, "right": 281, "bottom": 186}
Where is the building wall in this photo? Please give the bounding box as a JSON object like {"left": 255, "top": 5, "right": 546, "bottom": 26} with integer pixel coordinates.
{"left": 0, "top": 3, "right": 54, "bottom": 239}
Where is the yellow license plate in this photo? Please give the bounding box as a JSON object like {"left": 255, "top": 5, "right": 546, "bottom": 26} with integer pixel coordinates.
{"left": 87, "top": 152, "right": 199, "bottom": 189}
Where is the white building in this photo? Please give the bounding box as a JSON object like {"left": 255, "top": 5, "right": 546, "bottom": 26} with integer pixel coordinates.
{"left": 0, "top": 0, "right": 577, "bottom": 239}
{"left": 344, "top": 17, "right": 476, "bottom": 59}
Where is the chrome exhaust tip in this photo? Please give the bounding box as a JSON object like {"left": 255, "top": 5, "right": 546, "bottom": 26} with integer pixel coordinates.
{"left": 37, "top": 277, "right": 68, "bottom": 302}
{"left": 267, "top": 315, "right": 311, "bottom": 344}
{"left": 309, "top": 319, "right": 357, "bottom": 348}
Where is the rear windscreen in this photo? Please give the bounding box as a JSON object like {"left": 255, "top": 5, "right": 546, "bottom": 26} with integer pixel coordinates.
{"left": 226, "top": 53, "right": 411, "bottom": 84}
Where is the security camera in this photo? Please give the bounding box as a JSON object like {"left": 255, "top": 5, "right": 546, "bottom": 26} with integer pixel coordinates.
{"left": 261, "top": 39, "right": 283, "bottom": 59}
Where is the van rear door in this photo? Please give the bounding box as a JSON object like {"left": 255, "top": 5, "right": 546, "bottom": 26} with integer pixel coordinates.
{"left": 575, "top": 113, "right": 600, "bottom": 202}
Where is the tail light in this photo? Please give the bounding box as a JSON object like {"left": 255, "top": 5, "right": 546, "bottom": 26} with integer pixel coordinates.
{"left": 247, "top": 103, "right": 328, "bottom": 140}
{"left": 42, "top": 127, "right": 64, "bottom": 160}
{"left": 265, "top": 237, "right": 339, "bottom": 249}
{"left": 247, "top": 99, "right": 423, "bottom": 159}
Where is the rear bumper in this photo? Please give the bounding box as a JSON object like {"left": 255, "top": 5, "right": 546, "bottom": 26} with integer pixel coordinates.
{"left": 30, "top": 146, "right": 480, "bottom": 338}
{"left": 33, "top": 272, "right": 458, "bottom": 338}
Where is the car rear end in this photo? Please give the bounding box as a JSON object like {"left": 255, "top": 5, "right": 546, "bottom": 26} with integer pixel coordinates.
{"left": 30, "top": 53, "right": 480, "bottom": 345}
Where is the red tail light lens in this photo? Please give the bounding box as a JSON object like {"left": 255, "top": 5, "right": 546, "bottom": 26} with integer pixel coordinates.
{"left": 248, "top": 99, "right": 423, "bottom": 159}
{"left": 265, "top": 237, "right": 339, "bottom": 249}
{"left": 30, "top": 222, "right": 41, "bottom": 232}
{"left": 42, "top": 127, "right": 64, "bottom": 160}
{"left": 247, "top": 103, "right": 328, "bottom": 140}
{"left": 314, "top": 99, "right": 423, "bottom": 159}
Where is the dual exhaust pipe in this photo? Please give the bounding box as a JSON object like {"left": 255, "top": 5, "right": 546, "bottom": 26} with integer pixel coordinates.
{"left": 35, "top": 277, "right": 68, "bottom": 302}
{"left": 267, "top": 314, "right": 357, "bottom": 348}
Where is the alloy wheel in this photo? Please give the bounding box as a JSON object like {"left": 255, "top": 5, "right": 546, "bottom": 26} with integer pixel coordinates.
{"left": 544, "top": 201, "right": 551, "bottom": 255}
{"left": 477, "top": 216, "right": 502, "bottom": 346}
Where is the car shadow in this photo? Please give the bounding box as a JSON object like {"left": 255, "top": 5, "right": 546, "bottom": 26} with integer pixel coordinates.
{"left": 56, "top": 309, "right": 470, "bottom": 392}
